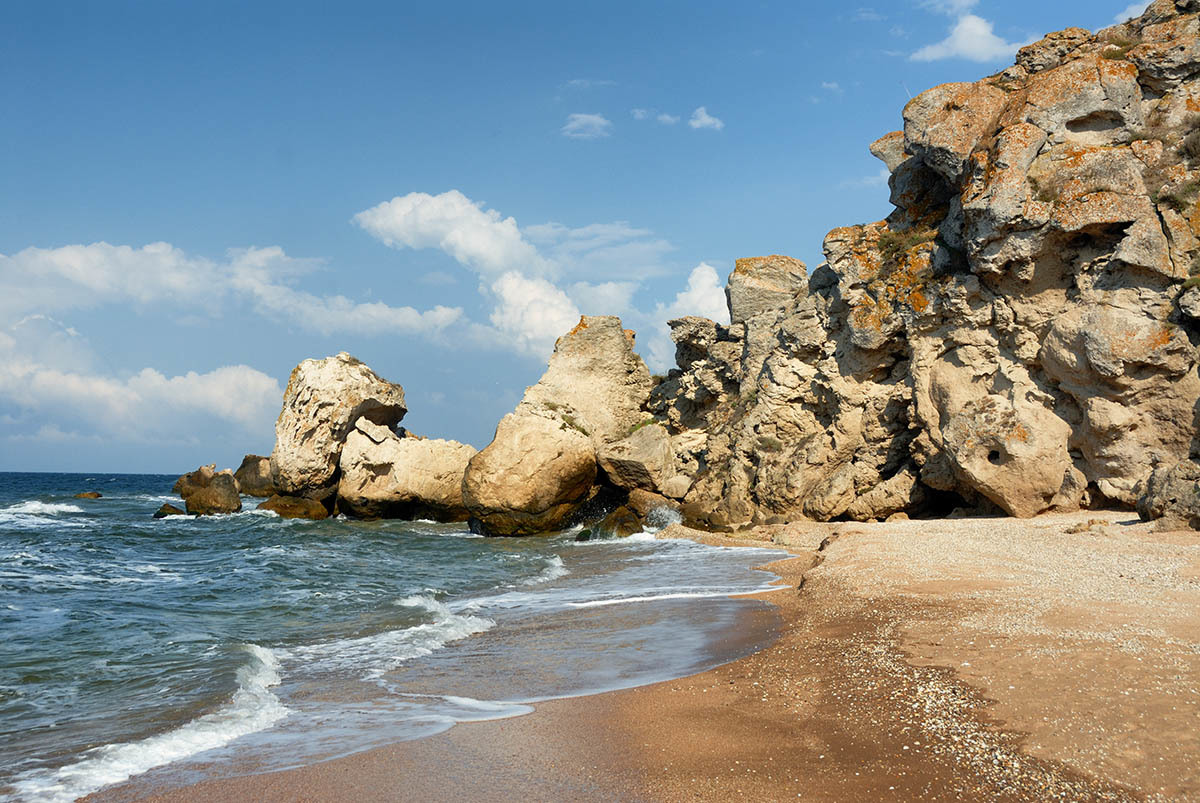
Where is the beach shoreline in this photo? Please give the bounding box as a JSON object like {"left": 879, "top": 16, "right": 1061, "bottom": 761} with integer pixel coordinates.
{"left": 89, "top": 510, "right": 1200, "bottom": 802}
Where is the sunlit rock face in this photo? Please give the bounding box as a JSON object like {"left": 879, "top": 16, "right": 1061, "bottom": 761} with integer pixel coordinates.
{"left": 651, "top": 0, "right": 1200, "bottom": 527}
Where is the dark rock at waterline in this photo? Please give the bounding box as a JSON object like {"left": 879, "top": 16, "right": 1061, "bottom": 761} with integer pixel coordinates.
{"left": 153, "top": 503, "right": 186, "bottom": 518}
{"left": 74, "top": 491, "right": 102, "bottom": 499}
{"left": 598, "top": 505, "right": 642, "bottom": 538}
{"left": 627, "top": 488, "right": 679, "bottom": 519}
{"left": 178, "top": 465, "right": 242, "bottom": 515}
{"left": 257, "top": 494, "right": 329, "bottom": 520}
{"left": 233, "top": 454, "right": 276, "bottom": 498}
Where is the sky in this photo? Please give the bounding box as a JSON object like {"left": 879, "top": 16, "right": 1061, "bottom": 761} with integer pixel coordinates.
{"left": 0, "top": 0, "right": 1153, "bottom": 473}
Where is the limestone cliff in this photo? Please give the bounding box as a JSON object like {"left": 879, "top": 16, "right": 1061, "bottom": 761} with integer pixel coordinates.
{"left": 656, "top": 0, "right": 1200, "bottom": 528}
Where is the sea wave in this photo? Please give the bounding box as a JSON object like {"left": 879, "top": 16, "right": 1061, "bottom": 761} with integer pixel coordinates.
{"left": 9, "top": 644, "right": 287, "bottom": 803}
{"left": 521, "top": 555, "right": 570, "bottom": 586}
{"left": 282, "top": 594, "right": 494, "bottom": 680}
{"left": 1, "top": 502, "right": 84, "bottom": 516}
{"left": 566, "top": 586, "right": 785, "bottom": 609}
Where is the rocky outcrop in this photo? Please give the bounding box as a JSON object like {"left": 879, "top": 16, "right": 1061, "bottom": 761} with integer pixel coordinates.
{"left": 257, "top": 494, "right": 329, "bottom": 520}
{"left": 337, "top": 418, "right": 477, "bottom": 521}
{"left": 178, "top": 464, "right": 242, "bottom": 515}
{"left": 462, "top": 316, "right": 654, "bottom": 535}
{"left": 596, "top": 422, "right": 673, "bottom": 493}
{"left": 270, "top": 352, "right": 406, "bottom": 503}
{"left": 74, "top": 492, "right": 101, "bottom": 499}
{"left": 234, "top": 455, "right": 276, "bottom": 498}
{"left": 650, "top": 0, "right": 1200, "bottom": 528}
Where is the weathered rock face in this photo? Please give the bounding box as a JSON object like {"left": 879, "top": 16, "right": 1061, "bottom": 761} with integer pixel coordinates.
{"left": 233, "top": 455, "right": 276, "bottom": 498}
{"left": 270, "top": 352, "right": 406, "bottom": 502}
{"left": 651, "top": 0, "right": 1200, "bottom": 528}
{"left": 1136, "top": 459, "right": 1200, "bottom": 529}
{"left": 178, "top": 465, "right": 242, "bottom": 515}
{"left": 462, "top": 316, "right": 653, "bottom": 535}
{"left": 337, "top": 418, "right": 477, "bottom": 521}
{"left": 596, "top": 422, "right": 673, "bottom": 493}
{"left": 257, "top": 494, "right": 329, "bottom": 520}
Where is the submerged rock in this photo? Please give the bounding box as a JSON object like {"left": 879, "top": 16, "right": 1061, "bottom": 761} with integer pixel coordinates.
{"left": 257, "top": 494, "right": 329, "bottom": 520}
{"left": 337, "top": 419, "right": 476, "bottom": 521}
{"left": 270, "top": 352, "right": 407, "bottom": 502}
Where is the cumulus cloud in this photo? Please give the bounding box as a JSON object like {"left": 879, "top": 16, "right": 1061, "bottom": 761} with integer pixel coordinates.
{"left": 688, "top": 107, "right": 725, "bottom": 130}
{"left": 657, "top": 113, "right": 680, "bottom": 125}
{"left": 631, "top": 108, "right": 650, "bottom": 120}
{"left": 1113, "top": 1, "right": 1151, "bottom": 23}
{"left": 0, "top": 241, "right": 459, "bottom": 338}
{"left": 353, "top": 190, "right": 550, "bottom": 276}
{"left": 0, "top": 317, "right": 281, "bottom": 442}
{"left": 920, "top": 0, "right": 977, "bottom": 13}
{"left": 561, "top": 113, "right": 613, "bottom": 139}
{"left": 488, "top": 272, "right": 582, "bottom": 356}
{"left": 911, "top": 14, "right": 1026, "bottom": 62}
{"left": 644, "top": 263, "right": 730, "bottom": 370}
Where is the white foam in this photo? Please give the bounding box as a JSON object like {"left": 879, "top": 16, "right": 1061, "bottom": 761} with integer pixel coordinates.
{"left": 521, "top": 555, "right": 570, "bottom": 586}
{"left": 2, "top": 501, "right": 85, "bottom": 516}
{"left": 11, "top": 644, "right": 288, "bottom": 803}
{"left": 283, "top": 595, "right": 494, "bottom": 680}
{"left": 566, "top": 587, "right": 783, "bottom": 608}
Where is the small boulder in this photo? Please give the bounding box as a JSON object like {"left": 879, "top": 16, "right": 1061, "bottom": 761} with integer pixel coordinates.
{"left": 179, "top": 465, "right": 242, "bottom": 515}
{"left": 74, "top": 491, "right": 102, "bottom": 499}
{"left": 626, "top": 488, "right": 680, "bottom": 519}
{"left": 597, "top": 506, "right": 643, "bottom": 538}
{"left": 234, "top": 455, "right": 276, "bottom": 498}
{"left": 1136, "top": 460, "right": 1200, "bottom": 530}
{"left": 257, "top": 495, "right": 329, "bottom": 520}
{"left": 153, "top": 503, "right": 186, "bottom": 519}
{"left": 725, "top": 255, "right": 808, "bottom": 325}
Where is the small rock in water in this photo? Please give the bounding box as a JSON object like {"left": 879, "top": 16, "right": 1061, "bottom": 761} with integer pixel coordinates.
{"left": 257, "top": 494, "right": 329, "bottom": 520}
{"left": 153, "top": 503, "right": 186, "bottom": 518}
{"left": 598, "top": 505, "right": 642, "bottom": 538}
{"left": 74, "top": 491, "right": 102, "bottom": 499}
{"left": 574, "top": 528, "right": 594, "bottom": 542}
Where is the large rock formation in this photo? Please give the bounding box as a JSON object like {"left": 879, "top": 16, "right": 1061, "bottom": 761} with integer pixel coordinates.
{"left": 462, "top": 316, "right": 654, "bottom": 535}
{"left": 652, "top": 0, "right": 1200, "bottom": 528}
{"left": 233, "top": 455, "right": 276, "bottom": 498}
{"left": 270, "top": 352, "right": 407, "bottom": 503}
{"left": 337, "top": 418, "right": 477, "bottom": 521}
{"left": 177, "top": 464, "right": 242, "bottom": 515}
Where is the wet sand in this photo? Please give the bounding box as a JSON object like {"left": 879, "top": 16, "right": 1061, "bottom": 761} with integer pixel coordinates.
{"left": 91, "top": 511, "right": 1200, "bottom": 802}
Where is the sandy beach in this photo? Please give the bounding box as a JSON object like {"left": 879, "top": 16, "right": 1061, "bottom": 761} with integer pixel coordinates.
{"left": 90, "top": 510, "right": 1200, "bottom": 802}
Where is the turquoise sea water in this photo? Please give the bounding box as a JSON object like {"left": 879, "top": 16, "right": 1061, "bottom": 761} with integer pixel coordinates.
{"left": 0, "top": 472, "right": 786, "bottom": 801}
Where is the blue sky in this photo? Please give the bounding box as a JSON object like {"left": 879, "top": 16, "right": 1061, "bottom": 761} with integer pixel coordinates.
{"left": 0, "top": 0, "right": 1151, "bottom": 473}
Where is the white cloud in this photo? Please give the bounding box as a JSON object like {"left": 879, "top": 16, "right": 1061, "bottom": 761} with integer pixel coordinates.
{"left": 567, "top": 280, "right": 638, "bottom": 315}
{"left": 564, "top": 79, "right": 616, "bottom": 90}
{"left": 524, "top": 221, "right": 674, "bottom": 280}
{"left": 488, "top": 272, "right": 582, "bottom": 357}
{"left": 353, "top": 190, "right": 551, "bottom": 276}
{"left": 1113, "top": 1, "right": 1151, "bottom": 23}
{"left": 911, "top": 14, "right": 1026, "bottom": 62}
{"left": 644, "top": 263, "right": 730, "bottom": 370}
{"left": 631, "top": 108, "right": 650, "bottom": 120}
{"left": 688, "top": 107, "right": 725, "bottom": 131}
{"left": 839, "top": 167, "right": 892, "bottom": 189}
{"left": 821, "top": 81, "right": 843, "bottom": 94}
{"left": 561, "top": 113, "right": 613, "bottom": 139}
{"left": 920, "top": 0, "right": 977, "bottom": 14}
{"left": 657, "top": 113, "right": 680, "bottom": 125}
{"left": 0, "top": 317, "right": 282, "bottom": 441}
{"left": 853, "top": 8, "right": 885, "bottom": 21}
{"left": 0, "top": 241, "right": 459, "bottom": 338}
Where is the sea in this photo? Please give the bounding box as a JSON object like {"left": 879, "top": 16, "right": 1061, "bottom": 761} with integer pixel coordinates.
{"left": 0, "top": 472, "right": 787, "bottom": 802}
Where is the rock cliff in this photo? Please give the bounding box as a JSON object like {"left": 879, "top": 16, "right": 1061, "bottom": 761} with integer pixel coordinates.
{"left": 654, "top": 0, "right": 1200, "bottom": 528}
